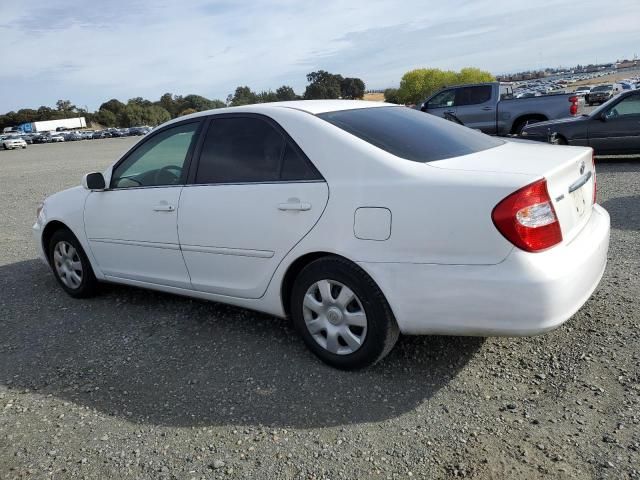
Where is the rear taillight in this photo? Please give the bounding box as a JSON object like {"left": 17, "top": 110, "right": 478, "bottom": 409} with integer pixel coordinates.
{"left": 569, "top": 95, "right": 578, "bottom": 115}
{"left": 591, "top": 151, "right": 597, "bottom": 204}
{"left": 492, "top": 178, "right": 563, "bottom": 252}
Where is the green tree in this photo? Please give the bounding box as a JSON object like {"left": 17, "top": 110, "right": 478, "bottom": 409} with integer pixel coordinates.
{"left": 99, "top": 99, "right": 126, "bottom": 117}
{"left": 396, "top": 67, "right": 494, "bottom": 105}
{"left": 94, "top": 108, "right": 117, "bottom": 127}
{"left": 56, "top": 99, "right": 75, "bottom": 112}
{"left": 383, "top": 88, "right": 400, "bottom": 104}
{"left": 230, "top": 86, "right": 258, "bottom": 106}
{"left": 178, "top": 108, "right": 198, "bottom": 117}
{"left": 340, "top": 77, "right": 366, "bottom": 99}
{"left": 275, "top": 85, "right": 298, "bottom": 101}
{"left": 304, "top": 70, "right": 343, "bottom": 99}
{"left": 256, "top": 90, "right": 279, "bottom": 103}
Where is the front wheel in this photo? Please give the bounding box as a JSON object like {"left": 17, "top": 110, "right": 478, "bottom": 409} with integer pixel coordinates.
{"left": 290, "top": 256, "right": 399, "bottom": 370}
{"left": 48, "top": 229, "right": 98, "bottom": 298}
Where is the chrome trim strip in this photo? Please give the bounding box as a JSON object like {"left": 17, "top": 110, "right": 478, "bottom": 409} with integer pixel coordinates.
{"left": 89, "top": 238, "right": 181, "bottom": 251}
{"left": 180, "top": 244, "right": 274, "bottom": 258}
{"left": 568, "top": 171, "right": 592, "bottom": 193}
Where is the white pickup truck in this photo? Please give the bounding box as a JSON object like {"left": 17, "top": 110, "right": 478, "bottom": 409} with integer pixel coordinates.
{"left": 418, "top": 82, "right": 581, "bottom": 135}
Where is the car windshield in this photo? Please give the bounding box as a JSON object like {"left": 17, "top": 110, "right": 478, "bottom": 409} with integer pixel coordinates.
{"left": 317, "top": 106, "right": 503, "bottom": 163}
{"left": 592, "top": 85, "right": 612, "bottom": 91}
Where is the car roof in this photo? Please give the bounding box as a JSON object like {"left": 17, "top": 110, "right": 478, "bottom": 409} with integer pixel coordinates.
{"left": 182, "top": 99, "right": 394, "bottom": 120}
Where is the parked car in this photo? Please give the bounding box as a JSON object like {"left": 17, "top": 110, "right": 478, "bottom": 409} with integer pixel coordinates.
{"left": 63, "top": 132, "right": 83, "bottom": 141}
{"left": 587, "top": 85, "right": 614, "bottom": 105}
{"left": 128, "top": 126, "right": 151, "bottom": 136}
{"left": 521, "top": 89, "right": 640, "bottom": 155}
{"left": 33, "top": 101, "right": 609, "bottom": 369}
{"left": 574, "top": 86, "right": 591, "bottom": 97}
{"left": 32, "top": 134, "right": 51, "bottom": 144}
{"left": 418, "top": 82, "right": 581, "bottom": 135}
{"left": 20, "top": 134, "right": 34, "bottom": 144}
{"left": 50, "top": 133, "right": 65, "bottom": 143}
{"left": 1, "top": 135, "right": 27, "bottom": 150}
{"left": 92, "top": 131, "right": 109, "bottom": 139}
{"left": 80, "top": 131, "right": 94, "bottom": 140}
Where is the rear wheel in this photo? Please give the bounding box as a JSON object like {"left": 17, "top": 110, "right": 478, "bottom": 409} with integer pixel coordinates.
{"left": 48, "top": 229, "right": 98, "bottom": 298}
{"left": 290, "top": 256, "right": 399, "bottom": 370}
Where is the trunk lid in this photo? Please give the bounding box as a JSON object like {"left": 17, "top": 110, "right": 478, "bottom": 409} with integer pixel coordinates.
{"left": 430, "top": 140, "right": 595, "bottom": 244}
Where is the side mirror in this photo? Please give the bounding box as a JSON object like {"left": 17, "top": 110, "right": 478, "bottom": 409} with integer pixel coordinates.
{"left": 599, "top": 112, "right": 608, "bottom": 122}
{"left": 82, "top": 172, "right": 106, "bottom": 191}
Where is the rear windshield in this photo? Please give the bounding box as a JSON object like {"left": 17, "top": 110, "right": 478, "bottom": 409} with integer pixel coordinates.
{"left": 592, "top": 85, "right": 612, "bottom": 91}
{"left": 317, "top": 106, "right": 503, "bottom": 162}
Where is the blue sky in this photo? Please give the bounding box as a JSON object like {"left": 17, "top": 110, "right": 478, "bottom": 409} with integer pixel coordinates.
{"left": 0, "top": 0, "right": 639, "bottom": 112}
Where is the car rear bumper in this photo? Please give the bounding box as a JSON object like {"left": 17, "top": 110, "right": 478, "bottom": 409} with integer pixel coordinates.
{"left": 359, "top": 204, "right": 610, "bottom": 336}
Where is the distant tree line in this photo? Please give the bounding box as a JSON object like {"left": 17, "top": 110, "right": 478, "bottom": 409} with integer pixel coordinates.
{"left": 0, "top": 67, "right": 496, "bottom": 130}
{"left": 0, "top": 70, "right": 366, "bottom": 130}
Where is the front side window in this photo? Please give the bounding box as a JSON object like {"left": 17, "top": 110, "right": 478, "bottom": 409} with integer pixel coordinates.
{"left": 427, "top": 90, "right": 456, "bottom": 108}
{"left": 606, "top": 94, "right": 640, "bottom": 118}
{"left": 111, "top": 122, "right": 199, "bottom": 188}
{"left": 195, "top": 116, "right": 321, "bottom": 184}
{"left": 318, "top": 106, "right": 503, "bottom": 163}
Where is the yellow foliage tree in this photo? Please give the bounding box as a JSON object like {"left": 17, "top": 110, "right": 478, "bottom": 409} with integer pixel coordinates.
{"left": 397, "top": 67, "right": 494, "bottom": 105}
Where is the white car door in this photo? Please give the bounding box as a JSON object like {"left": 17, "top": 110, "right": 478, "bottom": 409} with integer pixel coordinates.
{"left": 178, "top": 114, "right": 329, "bottom": 299}
{"left": 84, "top": 120, "right": 202, "bottom": 288}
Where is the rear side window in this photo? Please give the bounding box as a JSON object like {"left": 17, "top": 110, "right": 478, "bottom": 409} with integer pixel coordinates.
{"left": 457, "top": 86, "right": 492, "bottom": 106}
{"left": 318, "top": 106, "right": 503, "bottom": 162}
{"left": 195, "top": 116, "right": 321, "bottom": 184}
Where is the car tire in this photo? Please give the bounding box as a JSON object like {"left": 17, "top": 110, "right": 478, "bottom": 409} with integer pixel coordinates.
{"left": 290, "top": 256, "right": 400, "bottom": 370}
{"left": 48, "top": 229, "right": 99, "bottom": 298}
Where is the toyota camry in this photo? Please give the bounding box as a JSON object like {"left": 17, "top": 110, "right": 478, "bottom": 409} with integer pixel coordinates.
{"left": 33, "top": 101, "right": 610, "bottom": 369}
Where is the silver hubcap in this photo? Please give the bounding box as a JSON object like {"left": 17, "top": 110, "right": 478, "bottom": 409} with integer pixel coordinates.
{"left": 302, "top": 280, "right": 367, "bottom": 355}
{"left": 53, "top": 241, "right": 83, "bottom": 289}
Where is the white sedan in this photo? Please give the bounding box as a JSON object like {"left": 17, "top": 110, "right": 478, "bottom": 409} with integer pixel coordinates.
{"left": 33, "top": 101, "right": 610, "bottom": 369}
{"left": 2, "top": 135, "right": 27, "bottom": 150}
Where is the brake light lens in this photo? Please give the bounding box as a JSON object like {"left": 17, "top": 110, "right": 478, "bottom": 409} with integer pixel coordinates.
{"left": 591, "top": 151, "right": 597, "bottom": 204}
{"left": 569, "top": 95, "right": 578, "bottom": 115}
{"left": 492, "top": 178, "right": 563, "bottom": 252}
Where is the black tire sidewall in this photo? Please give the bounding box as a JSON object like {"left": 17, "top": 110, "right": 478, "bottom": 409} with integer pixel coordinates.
{"left": 48, "top": 229, "right": 97, "bottom": 298}
{"left": 290, "top": 257, "right": 396, "bottom": 370}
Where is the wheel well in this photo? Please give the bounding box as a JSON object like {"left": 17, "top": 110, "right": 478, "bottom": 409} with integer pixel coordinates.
{"left": 511, "top": 114, "right": 548, "bottom": 134}
{"left": 280, "top": 251, "right": 336, "bottom": 317}
{"left": 41, "top": 221, "right": 71, "bottom": 263}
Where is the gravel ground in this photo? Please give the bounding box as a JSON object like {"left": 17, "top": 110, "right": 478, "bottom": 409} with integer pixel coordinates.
{"left": 0, "top": 140, "right": 639, "bottom": 479}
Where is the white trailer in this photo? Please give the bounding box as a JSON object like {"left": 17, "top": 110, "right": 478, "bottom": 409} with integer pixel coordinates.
{"left": 31, "top": 117, "right": 87, "bottom": 133}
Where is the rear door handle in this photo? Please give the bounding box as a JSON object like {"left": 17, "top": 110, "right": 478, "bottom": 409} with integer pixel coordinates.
{"left": 153, "top": 204, "right": 175, "bottom": 212}
{"left": 278, "top": 201, "right": 311, "bottom": 211}
{"left": 481, "top": 106, "right": 493, "bottom": 111}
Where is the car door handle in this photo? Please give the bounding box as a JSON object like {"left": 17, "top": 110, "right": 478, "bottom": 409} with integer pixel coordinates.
{"left": 278, "top": 201, "right": 311, "bottom": 211}
{"left": 153, "top": 204, "right": 175, "bottom": 212}
{"left": 481, "top": 106, "right": 493, "bottom": 111}
{"left": 444, "top": 110, "right": 455, "bottom": 114}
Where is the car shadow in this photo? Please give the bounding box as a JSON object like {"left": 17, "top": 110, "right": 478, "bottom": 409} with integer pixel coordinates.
{"left": 600, "top": 195, "right": 640, "bottom": 231}
{"left": 0, "top": 259, "right": 483, "bottom": 429}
